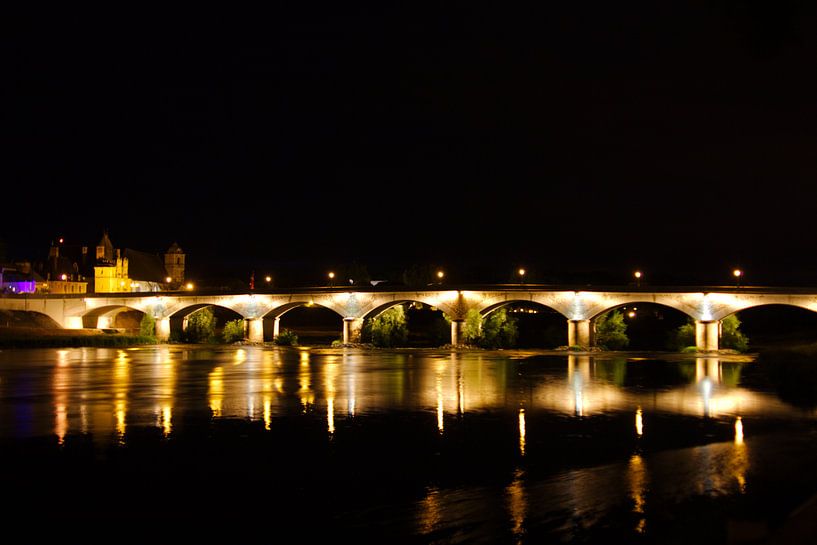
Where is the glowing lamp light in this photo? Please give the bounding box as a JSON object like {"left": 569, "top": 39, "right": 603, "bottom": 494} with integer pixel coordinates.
{"left": 518, "top": 268, "right": 526, "bottom": 277}
{"left": 634, "top": 271, "right": 642, "bottom": 279}
{"left": 328, "top": 271, "right": 335, "bottom": 279}
{"left": 58, "top": 237, "right": 64, "bottom": 244}
{"left": 60, "top": 274, "right": 67, "bottom": 281}
{"left": 733, "top": 269, "right": 743, "bottom": 278}
{"left": 165, "top": 276, "right": 172, "bottom": 283}
{"left": 437, "top": 270, "right": 444, "bottom": 280}
{"left": 265, "top": 275, "right": 272, "bottom": 283}
{"left": 186, "top": 282, "right": 194, "bottom": 290}
{"left": 628, "top": 311, "right": 636, "bottom": 318}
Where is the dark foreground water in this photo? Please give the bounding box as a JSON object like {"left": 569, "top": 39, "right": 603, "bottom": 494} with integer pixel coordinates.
{"left": 1, "top": 346, "right": 816, "bottom": 543}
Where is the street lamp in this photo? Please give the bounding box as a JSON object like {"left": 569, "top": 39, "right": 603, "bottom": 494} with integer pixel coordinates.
{"left": 518, "top": 268, "right": 526, "bottom": 284}
{"left": 733, "top": 268, "right": 743, "bottom": 288}
{"left": 185, "top": 282, "right": 194, "bottom": 291}
{"left": 328, "top": 271, "right": 335, "bottom": 287}
{"left": 265, "top": 275, "right": 272, "bottom": 283}
{"left": 436, "top": 270, "right": 444, "bottom": 284}
{"left": 165, "top": 276, "right": 172, "bottom": 284}
{"left": 634, "top": 270, "right": 642, "bottom": 288}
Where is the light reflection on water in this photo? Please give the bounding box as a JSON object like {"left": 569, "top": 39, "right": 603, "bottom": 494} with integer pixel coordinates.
{"left": 0, "top": 346, "right": 815, "bottom": 541}
{"left": 0, "top": 346, "right": 811, "bottom": 444}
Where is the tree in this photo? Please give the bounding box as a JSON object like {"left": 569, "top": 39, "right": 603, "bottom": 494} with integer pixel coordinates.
{"left": 462, "top": 309, "right": 483, "bottom": 345}
{"left": 139, "top": 313, "right": 156, "bottom": 338}
{"left": 669, "top": 320, "right": 696, "bottom": 351}
{"left": 222, "top": 319, "right": 245, "bottom": 343}
{"left": 369, "top": 306, "right": 408, "bottom": 347}
{"left": 595, "top": 310, "right": 629, "bottom": 350}
{"left": 186, "top": 307, "right": 216, "bottom": 343}
{"left": 721, "top": 314, "right": 749, "bottom": 351}
{"left": 478, "top": 308, "right": 519, "bottom": 348}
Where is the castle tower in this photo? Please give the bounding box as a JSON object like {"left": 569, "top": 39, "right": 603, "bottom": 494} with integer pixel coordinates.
{"left": 164, "top": 242, "right": 185, "bottom": 286}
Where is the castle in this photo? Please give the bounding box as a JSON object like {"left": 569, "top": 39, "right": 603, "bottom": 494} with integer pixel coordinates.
{"left": 37, "top": 232, "right": 186, "bottom": 294}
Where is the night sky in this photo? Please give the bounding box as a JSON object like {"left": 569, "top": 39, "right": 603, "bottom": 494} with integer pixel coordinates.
{"left": 4, "top": 4, "right": 817, "bottom": 286}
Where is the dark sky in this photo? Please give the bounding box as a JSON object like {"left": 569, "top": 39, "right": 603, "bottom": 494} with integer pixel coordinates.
{"left": 4, "top": 3, "right": 817, "bottom": 285}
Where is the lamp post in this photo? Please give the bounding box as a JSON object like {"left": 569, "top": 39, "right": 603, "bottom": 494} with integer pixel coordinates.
{"left": 186, "top": 282, "right": 194, "bottom": 291}
{"left": 733, "top": 268, "right": 742, "bottom": 288}
{"left": 634, "top": 270, "right": 642, "bottom": 288}
{"left": 328, "top": 271, "right": 335, "bottom": 287}
{"left": 436, "top": 270, "right": 444, "bottom": 284}
{"left": 518, "top": 268, "right": 526, "bottom": 284}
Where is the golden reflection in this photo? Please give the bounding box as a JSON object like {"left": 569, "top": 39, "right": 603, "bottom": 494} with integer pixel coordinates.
{"left": 325, "top": 361, "right": 338, "bottom": 435}
{"left": 53, "top": 350, "right": 70, "bottom": 444}
{"left": 505, "top": 468, "right": 527, "bottom": 542}
{"left": 628, "top": 454, "right": 648, "bottom": 534}
{"left": 113, "top": 350, "right": 129, "bottom": 443}
{"left": 262, "top": 351, "right": 275, "bottom": 430}
{"left": 700, "top": 377, "right": 713, "bottom": 417}
{"left": 234, "top": 348, "right": 246, "bottom": 365}
{"left": 572, "top": 370, "right": 584, "bottom": 417}
{"left": 518, "top": 408, "right": 526, "bottom": 456}
{"left": 418, "top": 486, "right": 442, "bottom": 535}
{"left": 453, "top": 354, "right": 464, "bottom": 416}
{"left": 635, "top": 407, "right": 643, "bottom": 437}
{"left": 55, "top": 404, "right": 68, "bottom": 445}
{"left": 154, "top": 348, "right": 175, "bottom": 437}
{"left": 209, "top": 366, "right": 224, "bottom": 417}
{"left": 160, "top": 406, "right": 172, "bottom": 437}
{"left": 732, "top": 416, "right": 748, "bottom": 493}
{"left": 436, "top": 362, "right": 445, "bottom": 433}
{"left": 299, "top": 352, "right": 314, "bottom": 409}
{"left": 263, "top": 398, "right": 272, "bottom": 431}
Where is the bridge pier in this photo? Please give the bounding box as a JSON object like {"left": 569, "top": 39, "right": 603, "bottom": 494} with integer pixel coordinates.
{"left": 272, "top": 317, "right": 281, "bottom": 338}
{"left": 450, "top": 319, "right": 465, "bottom": 346}
{"left": 343, "top": 318, "right": 363, "bottom": 344}
{"left": 695, "top": 320, "right": 720, "bottom": 352}
{"left": 155, "top": 317, "right": 170, "bottom": 341}
{"left": 567, "top": 319, "right": 593, "bottom": 348}
{"left": 246, "top": 318, "right": 264, "bottom": 343}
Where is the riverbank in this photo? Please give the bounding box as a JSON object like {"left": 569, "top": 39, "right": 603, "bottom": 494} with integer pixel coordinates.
{"left": 0, "top": 327, "right": 156, "bottom": 348}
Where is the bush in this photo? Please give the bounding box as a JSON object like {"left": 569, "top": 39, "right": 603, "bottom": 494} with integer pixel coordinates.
{"left": 595, "top": 310, "right": 629, "bottom": 350}
{"left": 186, "top": 307, "right": 216, "bottom": 343}
{"left": 139, "top": 313, "right": 156, "bottom": 339}
{"left": 369, "top": 306, "right": 408, "bottom": 347}
{"left": 222, "top": 319, "right": 245, "bottom": 343}
{"left": 275, "top": 329, "right": 298, "bottom": 346}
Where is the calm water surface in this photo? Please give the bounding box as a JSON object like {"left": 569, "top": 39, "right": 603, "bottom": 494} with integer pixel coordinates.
{"left": 1, "top": 346, "right": 816, "bottom": 543}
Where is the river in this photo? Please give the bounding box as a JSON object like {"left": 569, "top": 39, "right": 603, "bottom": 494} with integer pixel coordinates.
{"left": 1, "top": 346, "right": 816, "bottom": 543}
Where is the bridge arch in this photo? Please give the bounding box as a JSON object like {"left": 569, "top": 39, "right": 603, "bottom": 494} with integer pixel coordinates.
{"left": 81, "top": 304, "right": 148, "bottom": 329}
{"left": 590, "top": 302, "right": 693, "bottom": 351}
{"left": 359, "top": 299, "right": 454, "bottom": 347}
{"left": 261, "top": 302, "right": 345, "bottom": 344}
{"left": 588, "top": 298, "right": 696, "bottom": 322}
{"left": 479, "top": 300, "right": 571, "bottom": 348}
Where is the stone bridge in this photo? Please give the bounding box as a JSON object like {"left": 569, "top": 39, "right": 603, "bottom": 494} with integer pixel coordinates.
{"left": 3, "top": 285, "right": 817, "bottom": 351}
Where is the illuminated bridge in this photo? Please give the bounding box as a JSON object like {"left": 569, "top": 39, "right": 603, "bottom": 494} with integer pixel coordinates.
{"left": 3, "top": 285, "right": 817, "bottom": 351}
